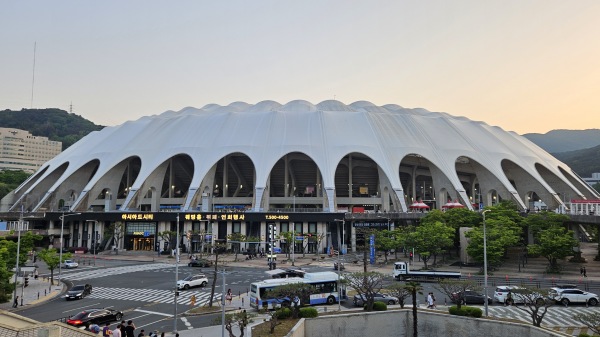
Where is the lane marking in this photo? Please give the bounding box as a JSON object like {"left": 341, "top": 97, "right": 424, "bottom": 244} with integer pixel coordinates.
{"left": 134, "top": 309, "right": 173, "bottom": 317}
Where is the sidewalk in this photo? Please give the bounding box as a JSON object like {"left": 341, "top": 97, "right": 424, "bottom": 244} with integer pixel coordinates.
{"left": 0, "top": 276, "right": 63, "bottom": 311}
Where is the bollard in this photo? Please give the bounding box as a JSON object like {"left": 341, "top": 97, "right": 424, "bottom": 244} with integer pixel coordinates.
{"left": 45, "top": 289, "right": 47, "bottom": 296}
{"left": 242, "top": 297, "right": 245, "bottom": 307}
{"left": 38, "top": 292, "right": 40, "bottom": 299}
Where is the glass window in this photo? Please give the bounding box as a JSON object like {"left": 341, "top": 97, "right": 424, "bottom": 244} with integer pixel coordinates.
{"left": 295, "top": 222, "right": 303, "bottom": 234}
{"left": 308, "top": 222, "right": 316, "bottom": 233}
{"left": 281, "top": 222, "right": 289, "bottom": 232}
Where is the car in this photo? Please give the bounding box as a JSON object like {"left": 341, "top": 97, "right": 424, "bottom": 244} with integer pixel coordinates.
{"left": 188, "top": 258, "right": 213, "bottom": 268}
{"left": 450, "top": 290, "right": 492, "bottom": 305}
{"left": 65, "top": 284, "right": 92, "bottom": 300}
{"left": 353, "top": 293, "right": 399, "bottom": 306}
{"left": 64, "top": 259, "right": 79, "bottom": 269}
{"left": 549, "top": 288, "right": 599, "bottom": 306}
{"left": 177, "top": 274, "right": 208, "bottom": 290}
{"left": 66, "top": 308, "right": 123, "bottom": 327}
{"left": 493, "top": 286, "right": 527, "bottom": 304}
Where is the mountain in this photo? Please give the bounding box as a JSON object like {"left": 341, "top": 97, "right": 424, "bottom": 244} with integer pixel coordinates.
{"left": 552, "top": 145, "right": 600, "bottom": 178}
{"left": 523, "top": 129, "right": 600, "bottom": 153}
{"left": 0, "top": 108, "right": 104, "bottom": 149}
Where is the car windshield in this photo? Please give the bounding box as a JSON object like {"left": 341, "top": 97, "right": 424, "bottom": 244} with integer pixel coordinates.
{"left": 183, "top": 276, "right": 194, "bottom": 281}
{"left": 71, "top": 311, "right": 90, "bottom": 319}
{"left": 71, "top": 285, "right": 85, "bottom": 291}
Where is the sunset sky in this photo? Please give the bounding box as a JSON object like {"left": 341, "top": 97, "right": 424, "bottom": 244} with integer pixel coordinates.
{"left": 2, "top": 1, "right": 600, "bottom": 135}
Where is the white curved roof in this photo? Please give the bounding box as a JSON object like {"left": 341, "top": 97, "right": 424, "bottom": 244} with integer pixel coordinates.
{"left": 10, "top": 100, "right": 599, "bottom": 212}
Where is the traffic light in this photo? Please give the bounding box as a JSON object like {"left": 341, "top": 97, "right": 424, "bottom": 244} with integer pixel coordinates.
{"left": 24, "top": 277, "right": 29, "bottom": 288}
{"left": 272, "top": 226, "right": 277, "bottom": 242}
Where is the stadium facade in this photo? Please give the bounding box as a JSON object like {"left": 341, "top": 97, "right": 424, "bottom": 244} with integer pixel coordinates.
{"left": 1, "top": 100, "right": 598, "bottom": 255}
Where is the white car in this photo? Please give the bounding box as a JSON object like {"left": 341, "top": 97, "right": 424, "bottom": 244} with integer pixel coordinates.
{"left": 549, "top": 288, "right": 599, "bottom": 306}
{"left": 177, "top": 274, "right": 208, "bottom": 290}
{"left": 64, "top": 259, "right": 79, "bottom": 269}
{"left": 493, "top": 286, "right": 546, "bottom": 305}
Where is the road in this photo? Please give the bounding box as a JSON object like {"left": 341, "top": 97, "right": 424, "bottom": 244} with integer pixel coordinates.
{"left": 18, "top": 260, "right": 330, "bottom": 333}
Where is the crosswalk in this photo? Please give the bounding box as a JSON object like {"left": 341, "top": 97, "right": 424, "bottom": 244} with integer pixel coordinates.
{"left": 89, "top": 286, "right": 221, "bottom": 306}
{"left": 487, "top": 305, "right": 599, "bottom": 327}
{"left": 61, "top": 263, "right": 175, "bottom": 280}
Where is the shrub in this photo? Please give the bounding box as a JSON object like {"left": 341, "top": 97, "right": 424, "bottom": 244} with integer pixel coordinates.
{"left": 465, "top": 307, "right": 482, "bottom": 318}
{"left": 372, "top": 301, "right": 388, "bottom": 311}
{"left": 578, "top": 334, "right": 591, "bottom": 337}
{"left": 299, "top": 307, "right": 318, "bottom": 318}
{"left": 448, "top": 305, "right": 482, "bottom": 318}
{"left": 275, "top": 307, "right": 292, "bottom": 319}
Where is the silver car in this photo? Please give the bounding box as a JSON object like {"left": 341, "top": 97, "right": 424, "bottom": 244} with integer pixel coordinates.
{"left": 353, "top": 293, "right": 398, "bottom": 306}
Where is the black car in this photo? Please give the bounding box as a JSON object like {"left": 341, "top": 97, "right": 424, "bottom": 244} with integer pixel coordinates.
{"left": 451, "top": 290, "right": 492, "bottom": 305}
{"left": 66, "top": 308, "right": 123, "bottom": 327}
{"left": 188, "top": 258, "right": 213, "bottom": 267}
{"left": 65, "top": 284, "right": 92, "bottom": 300}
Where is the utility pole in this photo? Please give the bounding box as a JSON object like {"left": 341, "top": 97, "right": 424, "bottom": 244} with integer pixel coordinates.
{"left": 173, "top": 213, "right": 180, "bottom": 335}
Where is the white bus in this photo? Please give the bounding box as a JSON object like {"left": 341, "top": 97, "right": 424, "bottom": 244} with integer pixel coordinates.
{"left": 249, "top": 271, "right": 345, "bottom": 310}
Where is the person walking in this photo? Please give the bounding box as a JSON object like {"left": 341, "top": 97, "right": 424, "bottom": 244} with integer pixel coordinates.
{"left": 12, "top": 296, "right": 18, "bottom": 308}
{"left": 124, "top": 320, "right": 136, "bottom": 337}
{"left": 137, "top": 329, "right": 145, "bottom": 337}
{"left": 584, "top": 267, "right": 588, "bottom": 277}
{"left": 190, "top": 294, "right": 196, "bottom": 307}
{"left": 581, "top": 267, "right": 584, "bottom": 276}
{"left": 226, "top": 288, "right": 233, "bottom": 305}
{"left": 426, "top": 293, "right": 433, "bottom": 309}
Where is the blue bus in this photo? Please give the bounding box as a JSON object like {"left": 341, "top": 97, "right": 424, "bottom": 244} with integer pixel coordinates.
{"left": 249, "top": 271, "right": 345, "bottom": 310}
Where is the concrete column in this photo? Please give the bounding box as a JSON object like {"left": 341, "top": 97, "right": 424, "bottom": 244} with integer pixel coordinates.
{"left": 351, "top": 224, "right": 356, "bottom": 253}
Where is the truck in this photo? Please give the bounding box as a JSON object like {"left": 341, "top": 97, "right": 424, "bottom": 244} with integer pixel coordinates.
{"left": 392, "top": 261, "right": 461, "bottom": 281}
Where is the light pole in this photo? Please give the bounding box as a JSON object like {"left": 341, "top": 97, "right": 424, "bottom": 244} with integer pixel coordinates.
{"left": 482, "top": 209, "right": 490, "bottom": 317}
{"left": 334, "top": 218, "right": 345, "bottom": 254}
{"left": 12, "top": 207, "right": 23, "bottom": 304}
{"left": 173, "top": 213, "right": 180, "bottom": 335}
{"left": 59, "top": 212, "right": 81, "bottom": 284}
{"left": 87, "top": 220, "right": 99, "bottom": 266}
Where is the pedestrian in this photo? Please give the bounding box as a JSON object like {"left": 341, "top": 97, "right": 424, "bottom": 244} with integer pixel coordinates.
{"left": 112, "top": 325, "right": 122, "bottom": 337}
{"left": 431, "top": 293, "right": 437, "bottom": 309}
{"left": 226, "top": 288, "right": 233, "bottom": 305}
{"left": 137, "top": 329, "right": 145, "bottom": 337}
{"left": 102, "top": 322, "right": 112, "bottom": 337}
{"left": 505, "top": 290, "right": 513, "bottom": 306}
{"left": 584, "top": 267, "right": 588, "bottom": 277}
{"left": 120, "top": 321, "right": 126, "bottom": 336}
{"left": 124, "top": 320, "right": 136, "bottom": 337}
{"left": 12, "top": 296, "right": 18, "bottom": 308}
{"left": 426, "top": 293, "right": 433, "bottom": 309}
{"left": 190, "top": 294, "right": 196, "bottom": 307}
{"left": 581, "top": 267, "right": 584, "bottom": 276}
{"left": 90, "top": 323, "right": 101, "bottom": 334}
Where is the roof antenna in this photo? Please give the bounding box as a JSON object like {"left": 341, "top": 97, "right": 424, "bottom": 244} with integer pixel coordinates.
{"left": 70, "top": 101, "right": 73, "bottom": 113}
{"left": 30, "top": 42, "right": 37, "bottom": 108}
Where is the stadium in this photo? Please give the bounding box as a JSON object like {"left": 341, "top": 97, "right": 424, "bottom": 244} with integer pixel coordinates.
{"left": 1, "top": 100, "right": 598, "bottom": 254}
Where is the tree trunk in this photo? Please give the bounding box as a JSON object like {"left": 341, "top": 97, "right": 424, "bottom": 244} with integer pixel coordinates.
{"left": 412, "top": 288, "right": 418, "bottom": 337}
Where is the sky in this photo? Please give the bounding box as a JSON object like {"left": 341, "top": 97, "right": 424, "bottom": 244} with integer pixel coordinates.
{"left": 2, "top": 1, "right": 600, "bottom": 135}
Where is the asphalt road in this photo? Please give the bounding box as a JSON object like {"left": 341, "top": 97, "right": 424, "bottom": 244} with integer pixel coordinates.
{"left": 18, "top": 260, "right": 331, "bottom": 333}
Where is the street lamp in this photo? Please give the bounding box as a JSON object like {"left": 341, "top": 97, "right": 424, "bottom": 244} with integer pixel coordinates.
{"left": 59, "top": 212, "right": 81, "bottom": 284}
{"left": 482, "top": 209, "right": 490, "bottom": 317}
{"left": 173, "top": 213, "right": 180, "bottom": 335}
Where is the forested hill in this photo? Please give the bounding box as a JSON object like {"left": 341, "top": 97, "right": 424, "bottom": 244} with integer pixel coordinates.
{"left": 0, "top": 108, "right": 104, "bottom": 150}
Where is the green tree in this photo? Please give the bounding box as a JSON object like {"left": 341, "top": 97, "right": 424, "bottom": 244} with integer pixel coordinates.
{"left": 528, "top": 225, "right": 578, "bottom": 272}
{"left": 407, "top": 221, "right": 454, "bottom": 268}
{"left": 0, "top": 239, "right": 17, "bottom": 303}
{"left": 521, "top": 211, "right": 570, "bottom": 237}
{"left": 374, "top": 229, "right": 396, "bottom": 263}
{"left": 270, "top": 282, "right": 316, "bottom": 318}
{"left": 227, "top": 232, "right": 247, "bottom": 261}
{"left": 466, "top": 215, "right": 521, "bottom": 271}
{"left": 344, "top": 272, "right": 386, "bottom": 311}
{"left": 38, "top": 248, "right": 71, "bottom": 284}
{"left": 405, "top": 281, "right": 423, "bottom": 337}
